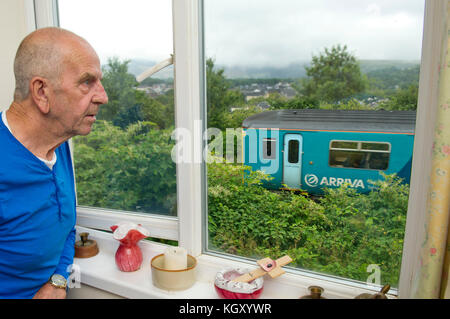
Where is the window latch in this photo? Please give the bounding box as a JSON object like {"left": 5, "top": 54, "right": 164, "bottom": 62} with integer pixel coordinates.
{"left": 136, "top": 54, "right": 174, "bottom": 83}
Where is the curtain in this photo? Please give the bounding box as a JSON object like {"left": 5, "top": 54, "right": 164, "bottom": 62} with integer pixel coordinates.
{"left": 411, "top": 1, "right": 450, "bottom": 299}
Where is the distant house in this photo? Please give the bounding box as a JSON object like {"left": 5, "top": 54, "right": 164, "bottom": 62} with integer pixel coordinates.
{"left": 237, "top": 81, "right": 297, "bottom": 101}
{"left": 137, "top": 83, "right": 173, "bottom": 98}
{"left": 280, "top": 86, "right": 296, "bottom": 99}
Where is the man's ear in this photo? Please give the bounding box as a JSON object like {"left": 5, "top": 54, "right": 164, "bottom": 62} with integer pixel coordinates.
{"left": 29, "top": 76, "right": 51, "bottom": 114}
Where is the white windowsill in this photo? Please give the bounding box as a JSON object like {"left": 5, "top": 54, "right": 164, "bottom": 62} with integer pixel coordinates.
{"left": 71, "top": 226, "right": 396, "bottom": 299}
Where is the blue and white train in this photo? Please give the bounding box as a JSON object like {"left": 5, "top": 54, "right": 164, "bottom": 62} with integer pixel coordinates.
{"left": 242, "top": 109, "right": 416, "bottom": 194}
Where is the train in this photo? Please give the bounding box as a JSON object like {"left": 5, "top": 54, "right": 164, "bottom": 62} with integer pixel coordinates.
{"left": 242, "top": 109, "right": 416, "bottom": 194}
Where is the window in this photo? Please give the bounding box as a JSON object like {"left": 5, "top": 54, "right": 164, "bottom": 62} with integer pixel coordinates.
{"left": 58, "top": 0, "right": 177, "bottom": 219}
{"left": 329, "top": 140, "right": 391, "bottom": 170}
{"left": 204, "top": 0, "right": 425, "bottom": 290}
{"left": 262, "top": 138, "right": 276, "bottom": 160}
{"left": 288, "top": 140, "right": 300, "bottom": 164}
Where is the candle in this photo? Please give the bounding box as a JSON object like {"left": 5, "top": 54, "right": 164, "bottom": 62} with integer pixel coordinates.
{"left": 164, "top": 246, "right": 187, "bottom": 270}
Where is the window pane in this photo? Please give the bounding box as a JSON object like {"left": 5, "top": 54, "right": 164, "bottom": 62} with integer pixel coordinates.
{"left": 59, "top": 0, "right": 177, "bottom": 216}
{"left": 263, "top": 139, "right": 276, "bottom": 159}
{"left": 331, "top": 141, "right": 358, "bottom": 150}
{"left": 329, "top": 150, "right": 389, "bottom": 170}
{"left": 205, "top": 0, "right": 423, "bottom": 289}
{"left": 368, "top": 152, "right": 390, "bottom": 170}
{"left": 361, "top": 142, "right": 390, "bottom": 151}
{"left": 330, "top": 150, "right": 366, "bottom": 168}
{"left": 288, "top": 140, "right": 300, "bottom": 163}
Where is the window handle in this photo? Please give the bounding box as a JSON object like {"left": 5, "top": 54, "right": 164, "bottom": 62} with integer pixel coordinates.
{"left": 136, "top": 54, "right": 174, "bottom": 83}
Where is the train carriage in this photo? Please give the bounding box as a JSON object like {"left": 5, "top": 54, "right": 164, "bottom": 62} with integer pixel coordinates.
{"left": 242, "top": 109, "right": 416, "bottom": 194}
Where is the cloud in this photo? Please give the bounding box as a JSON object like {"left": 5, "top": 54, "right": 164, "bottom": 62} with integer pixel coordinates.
{"left": 58, "top": 0, "right": 425, "bottom": 66}
{"left": 205, "top": 0, "right": 425, "bottom": 66}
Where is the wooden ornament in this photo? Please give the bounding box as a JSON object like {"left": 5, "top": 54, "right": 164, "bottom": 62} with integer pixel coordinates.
{"left": 232, "top": 255, "right": 293, "bottom": 283}
{"left": 75, "top": 232, "right": 99, "bottom": 258}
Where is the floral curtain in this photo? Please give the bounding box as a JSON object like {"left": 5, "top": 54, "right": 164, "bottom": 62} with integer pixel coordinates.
{"left": 411, "top": 1, "right": 450, "bottom": 299}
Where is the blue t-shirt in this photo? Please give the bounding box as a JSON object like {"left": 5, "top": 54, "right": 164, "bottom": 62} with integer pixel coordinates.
{"left": 0, "top": 112, "right": 76, "bottom": 298}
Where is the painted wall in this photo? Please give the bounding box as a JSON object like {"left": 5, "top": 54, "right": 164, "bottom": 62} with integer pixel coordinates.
{"left": 0, "top": 0, "right": 33, "bottom": 111}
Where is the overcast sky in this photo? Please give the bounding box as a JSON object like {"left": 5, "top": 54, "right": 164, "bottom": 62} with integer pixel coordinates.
{"left": 58, "top": 0, "right": 425, "bottom": 67}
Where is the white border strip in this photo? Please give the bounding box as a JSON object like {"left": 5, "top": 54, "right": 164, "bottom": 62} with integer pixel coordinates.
{"left": 76, "top": 207, "right": 179, "bottom": 241}
{"left": 172, "top": 0, "right": 205, "bottom": 256}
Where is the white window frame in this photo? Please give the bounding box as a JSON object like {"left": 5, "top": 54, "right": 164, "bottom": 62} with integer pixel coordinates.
{"left": 33, "top": 0, "right": 447, "bottom": 298}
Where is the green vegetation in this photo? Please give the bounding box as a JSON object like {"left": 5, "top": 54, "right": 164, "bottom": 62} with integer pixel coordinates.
{"left": 73, "top": 46, "right": 417, "bottom": 287}
{"left": 300, "top": 44, "right": 367, "bottom": 103}
{"left": 208, "top": 163, "right": 407, "bottom": 286}
{"left": 74, "top": 121, "right": 176, "bottom": 215}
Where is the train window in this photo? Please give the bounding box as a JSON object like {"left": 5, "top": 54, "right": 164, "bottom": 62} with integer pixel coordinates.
{"left": 262, "top": 138, "right": 277, "bottom": 160}
{"left": 329, "top": 140, "right": 391, "bottom": 170}
{"left": 361, "top": 142, "right": 390, "bottom": 151}
{"left": 288, "top": 140, "right": 300, "bottom": 163}
{"left": 331, "top": 141, "right": 358, "bottom": 150}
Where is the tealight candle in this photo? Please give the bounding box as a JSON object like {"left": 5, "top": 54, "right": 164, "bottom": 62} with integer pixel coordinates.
{"left": 164, "top": 246, "right": 187, "bottom": 270}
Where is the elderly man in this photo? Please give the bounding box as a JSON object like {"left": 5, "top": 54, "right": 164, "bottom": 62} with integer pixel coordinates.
{"left": 0, "top": 27, "right": 108, "bottom": 299}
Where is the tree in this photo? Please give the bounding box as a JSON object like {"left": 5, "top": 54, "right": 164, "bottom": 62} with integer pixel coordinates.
{"left": 378, "top": 84, "right": 418, "bottom": 111}
{"left": 99, "top": 57, "right": 175, "bottom": 129}
{"left": 206, "top": 58, "right": 245, "bottom": 130}
{"left": 301, "top": 44, "right": 366, "bottom": 103}
{"left": 98, "top": 57, "right": 138, "bottom": 122}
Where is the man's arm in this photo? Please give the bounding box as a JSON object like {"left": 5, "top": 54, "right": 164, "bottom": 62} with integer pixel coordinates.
{"left": 32, "top": 282, "right": 66, "bottom": 299}
{"left": 33, "top": 227, "right": 76, "bottom": 299}
{"left": 54, "top": 226, "right": 76, "bottom": 279}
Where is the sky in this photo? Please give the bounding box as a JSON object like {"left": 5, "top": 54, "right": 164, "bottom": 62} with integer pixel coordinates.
{"left": 58, "top": 0, "right": 425, "bottom": 67}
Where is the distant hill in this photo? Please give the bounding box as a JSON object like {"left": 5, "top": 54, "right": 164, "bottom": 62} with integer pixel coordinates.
{"left": 221, "top": 62, "right": 309, "bottom": 79}
{"left": 126, "top": 58, "right": 420, "bottom": 80}
{"left": 358, "top": 60, "right": 420, "bottom": 74}
{"left": 213, "top": 60, "right": 420, "bottom": 80}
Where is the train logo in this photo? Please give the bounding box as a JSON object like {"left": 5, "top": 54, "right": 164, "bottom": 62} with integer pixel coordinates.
{"left": 304, "top": 174, "right": 365, "bottom": 189}
{"left": 304, "top": 174, "right": 319, "bottom": 187}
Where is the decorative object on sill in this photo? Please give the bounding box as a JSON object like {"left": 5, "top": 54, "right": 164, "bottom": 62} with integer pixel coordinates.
{"left": 164, "top": 246, "right": 187, "bottom": 270}
{"left": 299, "top": 286, "right": 326, "bottom": 299}
{"left": 214, "top": 268, "right": 264, "bottom": 299}
{"left": 354, "top": 284, "right": 390, "bottom": 299}
{"left": 232, "top": 255, "right": 293, "bottom": 283}
{"left": 110, "top": 222, "right": 150, "bottom": 272}
{"left": 74, "top": 232, "right": 99, "bottom": 258}
{"left": 214, "top": 255, "right": 292, "bottom": 299}
{"left": 151, "top": 253, "right": 197, "bottom": 291}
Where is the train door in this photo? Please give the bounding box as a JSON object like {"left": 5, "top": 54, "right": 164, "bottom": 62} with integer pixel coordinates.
{"left": 283, "top": 134, "right": 303, "bottom": 189}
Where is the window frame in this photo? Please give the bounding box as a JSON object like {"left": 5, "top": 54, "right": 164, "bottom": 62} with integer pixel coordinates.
{"left": 35, "top": 0, "right": 447, "bottom": 298}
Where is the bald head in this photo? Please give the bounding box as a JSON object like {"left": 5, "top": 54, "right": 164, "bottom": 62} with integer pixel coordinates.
{"left": 13, "top": 27, "right": 95, "bottom": 101}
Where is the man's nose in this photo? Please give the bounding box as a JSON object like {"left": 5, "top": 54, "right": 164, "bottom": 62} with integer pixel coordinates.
{"left": 94, "top": 81, "right": 108, "bottom": 105}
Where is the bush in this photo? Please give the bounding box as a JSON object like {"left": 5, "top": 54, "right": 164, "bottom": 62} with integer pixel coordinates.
{"left": 73, "top": 121, "right": 177, "bottom": 215}
{"left": 208, "top": 162, "right": 408, "bottom": 287}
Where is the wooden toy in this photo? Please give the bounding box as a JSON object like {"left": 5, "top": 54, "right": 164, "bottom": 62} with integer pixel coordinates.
{"left": 232, "top": 255, "right": 293, "bottom": 283}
